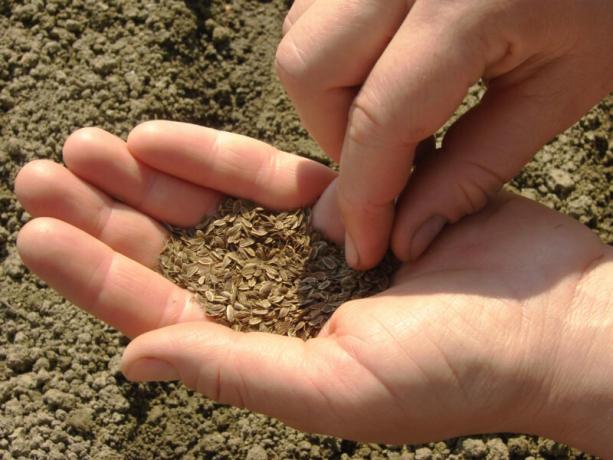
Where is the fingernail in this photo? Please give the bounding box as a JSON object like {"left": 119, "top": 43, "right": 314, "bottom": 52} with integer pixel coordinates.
{"left": 344, "top": 232, "right": 359, "bottom": 268}
{"left": 124, "top": 358, "right": 179, "bottom": 382}
{"left": 410, "top": 215, "right": 446, "bottom": 260}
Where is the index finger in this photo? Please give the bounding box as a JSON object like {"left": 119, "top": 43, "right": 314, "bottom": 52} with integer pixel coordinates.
{"left": 276, "top": 0, "right": 410, "bottom": 160}
{"left": 337, "top": 3, "right": 484, "bottom": 268}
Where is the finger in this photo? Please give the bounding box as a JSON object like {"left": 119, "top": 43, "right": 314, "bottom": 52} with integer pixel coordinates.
{"left": 127, "top": 121, "right": 336, "bottom": 209}
{"left": 336, "top": 4, "right": 488, "bottom": 269}
{"left": 391, "top": 57, "right": 609, "bottom": 260}
{"left": 309, "top": 136, "right": 436, "bottom": 244}
{"left": 282, "top": 0, "right": 316, "bottom": 36}
{"left": 17, "top": 218, "right": 206, "bottom": 338}
{"left": 63, "top": 127, "right": 220, "bottom": 227}
{"left": 15, "top": 160, "right": 166, "bottom": 267}
{"left": 121, "top": 321, "right": 387, "bottom": 441}
{"left": 311, "top": 178, "right": 345, "bottom": 244}
{"left": 276, "top": 0, "right": 410, "bottom": 160}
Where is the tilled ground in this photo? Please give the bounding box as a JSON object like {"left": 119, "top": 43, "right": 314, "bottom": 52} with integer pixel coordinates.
{"left": 0, "top": 1, "right": 611, "bottom": 459}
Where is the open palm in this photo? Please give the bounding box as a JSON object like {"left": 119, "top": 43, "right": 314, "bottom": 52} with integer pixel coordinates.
{"left": 15, "top": 121, "right": 611, "bottom": 449}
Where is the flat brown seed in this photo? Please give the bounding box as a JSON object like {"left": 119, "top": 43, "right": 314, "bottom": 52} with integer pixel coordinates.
{"left": 226, "top": 305, "right": 235, "bottom": 323}
{"left": 248, "top": 317, "right": 262, "bottom": 326}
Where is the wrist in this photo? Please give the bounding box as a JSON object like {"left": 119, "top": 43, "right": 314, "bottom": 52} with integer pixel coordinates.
{"left": 525, "top": 249, "right": 613, "bottom": 457}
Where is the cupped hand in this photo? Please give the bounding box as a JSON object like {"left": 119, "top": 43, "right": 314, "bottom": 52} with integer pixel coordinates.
{"left": 277, "top": 0, "right": 613, "bottom": 269}
{"left": 15, "top": 122, "right": 613, "bottom": 456}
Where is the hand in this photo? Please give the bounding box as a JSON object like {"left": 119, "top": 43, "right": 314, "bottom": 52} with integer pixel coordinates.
{"left": 15, "top": 121, "right": 613, "bottom": 457}
{"left": 277, "top": 0, "right": 613, "bottom": 269}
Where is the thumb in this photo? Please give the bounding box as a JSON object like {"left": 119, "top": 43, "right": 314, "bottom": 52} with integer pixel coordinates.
{"left": 391, "top": 58, "right": 607, "bottom": 260}
{"left": 121, "top": 322, "right": 368, "bottom": 438}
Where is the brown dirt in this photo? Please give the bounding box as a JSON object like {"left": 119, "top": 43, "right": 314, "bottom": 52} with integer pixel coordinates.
{"left": 0, "top": 1, "right": 610, "bottom": 459}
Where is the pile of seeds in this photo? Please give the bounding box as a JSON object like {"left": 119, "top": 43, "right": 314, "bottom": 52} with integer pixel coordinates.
{"left": 159, "top": 198, "right": 398, "bottom": 339}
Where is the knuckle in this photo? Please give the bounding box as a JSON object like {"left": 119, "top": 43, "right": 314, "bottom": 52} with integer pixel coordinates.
{"left": 274, "top": 36, "right": 310, "bottom": 84}
{"left": 337, "top": 178, "right": 389, "bottom": 219}
{"left": 336, "top": 180, "right": 361, "bottom": 210}
{"left": 281, "top": 15, "right": 293, "bottom": 37}
{"left": 346, "top": 98, "right": 387, "bottom": 149}
{"left": 454, "top": 180, "right": 488, "bottom": 218}
{"left": 452, "top": 161, "right": 505, "bottom": 219}
{"left": 348, "top": 95, "right": 430, "bottom": 148}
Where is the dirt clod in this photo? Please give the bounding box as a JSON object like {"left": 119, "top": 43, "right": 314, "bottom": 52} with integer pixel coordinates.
{"left": 246, "top": 445, "right": 268, "bottom": 460}
{"left": 546, "top": 167, "right": 575, "bottom": 195}
{"left": 6, "top": 346, "right": 35, "bottom": 373}
{"left": 462, "top": 439, "right": 487, "bottom": 458}
{"left": 66, "top": 408, "right": 94, "bottom": 433}
{"left": 43, "top": 389, "right": 78, "bottom": 411}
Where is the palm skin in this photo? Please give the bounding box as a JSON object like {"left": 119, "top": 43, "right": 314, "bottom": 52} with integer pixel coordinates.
{"left": 15, "top": 121, "right": 612, "bottom": 455}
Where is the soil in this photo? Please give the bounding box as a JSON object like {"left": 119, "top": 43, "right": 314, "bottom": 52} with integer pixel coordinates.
{"left": 0, "top": 1, "right": 611, "bottom": 459}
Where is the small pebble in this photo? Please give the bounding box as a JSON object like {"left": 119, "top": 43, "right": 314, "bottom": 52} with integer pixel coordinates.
{"left": 43, "top": 389, "right": 77, "bottom": 411}
{"left": 462, "top": 439, "right": 487, "bottom": 458}
{"left": 246, "top": 445, "right": 268, "bottom": 460}
{"left": 201, "top": 433, "right": 225, "bottom": 454}
{"left": 414, "top": 447, "right": 433, "bottom": 460}
{"left": 212, "top": 26, "right": 232, "bottom": 46}
{"left": 567, "top": 195, "right": 592, "bottom": 218}
{"left": 486, "top": 438, "right": 509, "bottom": 460}
{"left": 6, "top": 347, "right": 35, "bottom": 373}
{"left": 546, "top": 168, "right": 574, "bottom": 195}
{"left": 507, "top": 437, "right": 530, "bottom": 457}
{"left": 66, "top": 408, "right": 94, "bottom": 433}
